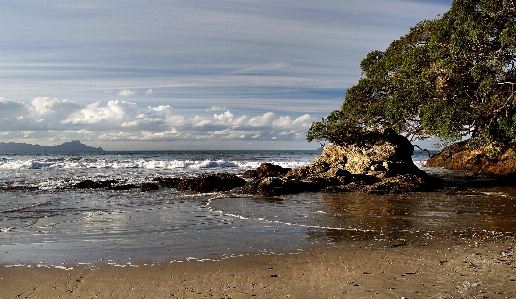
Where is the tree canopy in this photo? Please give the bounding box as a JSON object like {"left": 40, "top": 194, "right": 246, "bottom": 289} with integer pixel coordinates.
{"left": 307, "top": 0, "right": 516, "bottom": 151}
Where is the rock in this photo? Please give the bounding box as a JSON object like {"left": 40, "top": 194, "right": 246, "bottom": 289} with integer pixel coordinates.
{"left": 426, "top": 140, "right": 516, "bottom": 177}
{"left": 360, "top": 174, "right": 436, "bottom": 194}
{"left": 140, "top": 182, "right": 160, "bottom": 192}
{"left": 296, "top": 129, "right": 436, "bottom": 193}
{"left": 242, "top": 163, "right": 291, "bottom": 179}
{"left": 175, "top": 172, "right": 246, "bottom": 192}
{"left": 73, "top": 180, "right": 98, "bottom": 189}
{"left": 154, "top": 177, "right": 183, "bottom": 188}
{"left": 110, "top": 184, "right": 137, "bottom": 190}
{"left": 285, "top": 161, "right": 351, "bottom": 187}
{"left": 73, "top": 179, "right": 117, "bottom": 189}
{"left": 241, "top": 177, "right": 316, "bottom": 196}
{"left": 315, "top": 128, "right": 420, "bottom": 178}
{"left": 243, "top": 128, "right": 440, "bottom": 195}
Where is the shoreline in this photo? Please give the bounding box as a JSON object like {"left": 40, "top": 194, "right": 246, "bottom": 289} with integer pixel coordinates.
{"left": 2, "top": 236, "right": 515, "bottom": 298}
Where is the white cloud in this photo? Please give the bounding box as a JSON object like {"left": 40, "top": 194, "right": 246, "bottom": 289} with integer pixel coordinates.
{"left": 248, "top": 112, "right": 275, "bottom": 127}
{"left": 214, "top": 111, "right": 233, "bottom": 122}
{"left": 118, "top": 89, "right": 136, "bottom": 96}
{"left": 273, "top": 114, "right": 313, "bottom": 128}
{"left": 0, "top": 98, "right": 316, "bottom": 146}
{"left": 31, "top": 97, "right": 82, "bottom": 122}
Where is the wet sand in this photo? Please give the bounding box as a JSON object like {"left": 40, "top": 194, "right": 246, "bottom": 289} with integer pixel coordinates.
{"left": 2, "top": 236, "right": 515, "bottom": 299}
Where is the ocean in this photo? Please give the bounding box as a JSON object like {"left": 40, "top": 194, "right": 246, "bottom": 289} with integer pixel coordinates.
{"left": 1, "top": 150, "right": 515, "bottom": 267}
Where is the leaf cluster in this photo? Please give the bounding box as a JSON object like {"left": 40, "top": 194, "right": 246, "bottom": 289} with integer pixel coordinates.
{"left": 307, "top": 0, "right": 516, "bottom": 149}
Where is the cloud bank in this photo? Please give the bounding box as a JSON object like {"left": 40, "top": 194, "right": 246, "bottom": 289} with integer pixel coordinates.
{"left": 0, "top": 97, "right": 315, "bottom": 147}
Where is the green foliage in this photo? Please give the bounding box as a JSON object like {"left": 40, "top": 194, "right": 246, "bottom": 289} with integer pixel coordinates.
{"left": 307, "top": 0, "right": 516, "bottom": 148}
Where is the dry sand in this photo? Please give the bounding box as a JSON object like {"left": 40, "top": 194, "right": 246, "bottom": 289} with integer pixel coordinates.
{"left": 2, "top": 237, "right": 515, "bottom": 299}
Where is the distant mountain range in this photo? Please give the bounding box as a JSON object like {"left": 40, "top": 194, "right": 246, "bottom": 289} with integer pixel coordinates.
{"left": 0, "top": 140, "right": 104, "bottom": 152}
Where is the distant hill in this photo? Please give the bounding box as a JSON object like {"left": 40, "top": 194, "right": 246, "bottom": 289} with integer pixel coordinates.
{"left": 0, "top": 140, "right": 104, "bottom": 152}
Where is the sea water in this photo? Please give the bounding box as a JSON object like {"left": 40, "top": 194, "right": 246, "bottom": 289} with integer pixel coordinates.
{"left": 1, "top": 150, "right": 515, "bottom": 266}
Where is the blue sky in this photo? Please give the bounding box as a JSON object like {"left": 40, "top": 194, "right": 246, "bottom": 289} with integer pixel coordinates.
{"left": 0, "top": 0, "right": 452, "bottom": 150}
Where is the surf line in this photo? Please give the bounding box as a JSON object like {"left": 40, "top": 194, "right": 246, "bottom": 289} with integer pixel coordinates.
{"left": 2, "top": 201, "right": 52, "bottom": 213}
{"left": 204, "top": 192, "right": 377, "bottom": 233}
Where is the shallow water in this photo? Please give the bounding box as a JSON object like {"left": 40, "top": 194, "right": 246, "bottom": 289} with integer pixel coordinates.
{"left": 1, "top": 150, "right": 515, "bottom": 266}
{"left": 211, "top": 187, "right": 516, "bottom": 242}
{"left": 2, "top": 186, "right": 515, "bottom": 266}
{"left": 1, "top": 189, "right": 312, "bottom": 265}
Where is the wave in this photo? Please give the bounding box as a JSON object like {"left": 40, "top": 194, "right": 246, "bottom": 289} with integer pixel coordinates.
{"left": 0, "top": 157, "right": 310, "bottom": 171}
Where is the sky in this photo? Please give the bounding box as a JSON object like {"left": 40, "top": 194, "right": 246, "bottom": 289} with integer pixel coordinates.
{"left": 0, "top": 0, "right": 453, "bottom": 150}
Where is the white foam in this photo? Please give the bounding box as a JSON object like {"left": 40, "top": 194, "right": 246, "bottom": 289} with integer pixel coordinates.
{"left": 204, "top": 195, "right": 377, "bottom": 233}
{"left": 0, "top": 158, "right": 292, "bottom": 171}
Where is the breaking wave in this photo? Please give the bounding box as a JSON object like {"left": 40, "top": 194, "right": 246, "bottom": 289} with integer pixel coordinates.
{"left": 0, "top": 157, "right": 309, "bottom": 171}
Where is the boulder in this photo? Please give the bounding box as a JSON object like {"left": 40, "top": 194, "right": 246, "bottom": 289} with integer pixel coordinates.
{"left": 292, "top": 128, "right": 436, "bottom": 193}
{"left": 242, "top": 128, "right": 440, "bottom": 195}
{"left": 315, "top": 128, "right": 420, "bottom": 178}
{"left": 426, "top": 140, "right": 516, "bottom": 177}
{"left": 242, "top": 162, "right": 291, "bottom": 178}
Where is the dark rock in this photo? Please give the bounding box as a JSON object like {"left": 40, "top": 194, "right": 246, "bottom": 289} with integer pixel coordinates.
{"left": 426, "top": 140, "right": 516, "bottom": 177}
{"left": 242, "top": 163, "right": 291, "bottom": 179}
{"left": 154, "top": 177, "right": 184, "bottom": 188}
{"left": 285, "top": 161, "right": 351, "bottom": 187}
{"left": 73, "top": 180, "right": 99, "bottom": 189}
{"left": 241, "top": 177, "right": 316, "bottom": 196}
{"left": 73, "top": 179, "right": 117, "bottom": 189}
{"left": 359, "top": 174, "right": 435, "bottom": 194}
{"left": 140, "top": 183, "right": 160, "bottom": 192}
{"left": 109, "top": 184, "right": 138, "bottom": 190}
{"left": 175, "top": 172, "right": 246, "bottom": 192}
{"left": 73, "top": 179, "right": 138, "bottom": 190}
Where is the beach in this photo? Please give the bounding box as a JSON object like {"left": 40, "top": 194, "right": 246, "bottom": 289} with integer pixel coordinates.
{"left": 2, "top": 150, "right": 516, "bottom": 298}
{"left": 2, "top": 235, "right": 515, "bottom": 298}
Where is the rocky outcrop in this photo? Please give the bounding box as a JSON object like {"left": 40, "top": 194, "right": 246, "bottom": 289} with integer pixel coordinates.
{"left": 173, "top": 173, "right": 246, "bottom": 192}
{"left": 426, "top": 140, "right": 516, "bottom": 177}
{"left": 311, "top": 128, "right": 420, "bottom": 178}
{"left": 70, "top": 129, "right": 441, "bottom": 195}
{"left": 72, "top": 173, "right": 247, "bottom": 192}
{"left": 242, "top": 163, "right": 291, "bottom": 179}
{"left": 73, "top": 179, "right": 114, "bottom": 189}
{"left": 153, "top": 177, "right": 183, "bottom": 188}
{"left": 242, "top": 128, "right": 440, "bottom": 195}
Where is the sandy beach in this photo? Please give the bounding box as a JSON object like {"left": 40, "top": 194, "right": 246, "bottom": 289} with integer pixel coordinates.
{"left": 2, "top": 235, "right": 515, "bottom": 299}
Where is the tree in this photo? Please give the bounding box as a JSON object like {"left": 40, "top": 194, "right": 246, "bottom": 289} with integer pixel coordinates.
{"left": 307, "top": 0, "right": 516, "bottom": 151}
